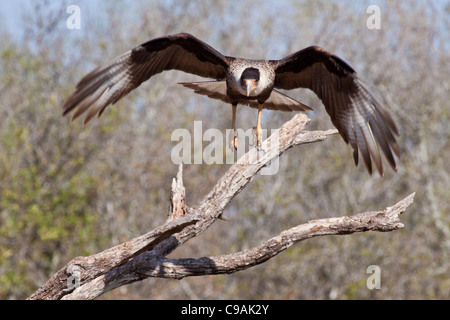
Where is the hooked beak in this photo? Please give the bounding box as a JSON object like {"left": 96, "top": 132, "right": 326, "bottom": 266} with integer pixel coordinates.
{"left": 245, "top": 79, "right": 257, "bottom": 97}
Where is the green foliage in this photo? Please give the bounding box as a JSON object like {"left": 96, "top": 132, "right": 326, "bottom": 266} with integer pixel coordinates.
{"left": 0, "top": 31, "right": 127, "bottom": 298}
{"left": 1, "top": 0, "right": 449, "bottom": 300}
{"left": 0, "top": 98, "right": 103, "bottom": 299}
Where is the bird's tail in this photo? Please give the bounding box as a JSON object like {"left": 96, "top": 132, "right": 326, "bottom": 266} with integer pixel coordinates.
{"left": 179, "top": 81, "right": 231, "bottom": 105}
{"left": 179, "top": 81, "right": 312, "bottom": 112}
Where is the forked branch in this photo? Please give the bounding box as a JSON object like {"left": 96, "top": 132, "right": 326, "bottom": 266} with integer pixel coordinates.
{"left": 28, "top": 113, "right": 414, "bottom": 300}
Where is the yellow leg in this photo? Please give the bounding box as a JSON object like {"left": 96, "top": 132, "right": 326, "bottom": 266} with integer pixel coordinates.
{"left": 256, "top": 104, "right": 263, "bottom": 146}
{"left": 232, "top": 104, "right": 237, "bottom": 150}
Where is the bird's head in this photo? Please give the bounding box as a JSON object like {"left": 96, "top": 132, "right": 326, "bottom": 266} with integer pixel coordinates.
{"left": 240, "top": 67, "right": 260, "bottom": 97}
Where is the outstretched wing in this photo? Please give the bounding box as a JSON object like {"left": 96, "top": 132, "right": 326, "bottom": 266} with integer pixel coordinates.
{"left": 272, "top": 46, "right": 400, "bottom": 175}
{"left": 62, "top": 33, "right": 230, "bottom": 123}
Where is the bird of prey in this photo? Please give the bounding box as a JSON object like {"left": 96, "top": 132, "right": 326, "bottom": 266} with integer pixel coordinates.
{"left": 62, "top": 32, "right": 400, "bottom": 175}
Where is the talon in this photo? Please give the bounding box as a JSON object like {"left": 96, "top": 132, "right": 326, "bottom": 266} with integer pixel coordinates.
{"left": 229, "top": 130, "right": 238, "bottom": 150}
{"left": 231, "top": 104, "right": 238, "bottom": 150}
{"left": 257, "top": 128, "right": 262, "bottom": 147}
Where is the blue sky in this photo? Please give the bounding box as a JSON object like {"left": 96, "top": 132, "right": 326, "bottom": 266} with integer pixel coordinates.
{"left": 0, "top": 1, "right": 21, "bottom": 33}
{"left": 0, "top": 0, "right": 448, "bottom": 47}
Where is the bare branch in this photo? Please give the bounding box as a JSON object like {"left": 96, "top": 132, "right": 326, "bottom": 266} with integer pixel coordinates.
{"left": 28, "top": 112, "right": 413, "bottom": 300}
{"left": 152, "top": 113, "right": 338, "bottom": 257}
{"left": 157, "top": 192, "right": 415, "bottom": 277}
{"left": 61, "top": 193, "right": 414, "bottom": 299}
{"left": 167, "top": 163, "right": 187, "bottom": 222}
{"left": 28, "top": 214, "right": 200, "bottom": 300}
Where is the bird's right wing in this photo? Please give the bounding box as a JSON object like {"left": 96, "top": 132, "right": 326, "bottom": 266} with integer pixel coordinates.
{"left": 272, "top": 46, "right": 400, "bottom": 175}
{"left": 62, "top": 33, "right": 231, "bottom": 124}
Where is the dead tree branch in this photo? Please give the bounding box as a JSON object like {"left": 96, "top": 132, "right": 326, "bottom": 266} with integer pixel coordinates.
{"left": 60, "top": 192, "right": 414, "bottom": 300}
{"left": 28, "top": 112, "right": 414, "bottom": 300}
{"left": 27, "top": 215, "right": 200, "bottom": 300}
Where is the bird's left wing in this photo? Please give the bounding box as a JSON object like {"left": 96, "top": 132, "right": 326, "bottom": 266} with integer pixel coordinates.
{"left": 62, "top": 33, "right": 230, "bottom": 123}
{"left": 271, "top": 46, "right": 400, "bottom": 175}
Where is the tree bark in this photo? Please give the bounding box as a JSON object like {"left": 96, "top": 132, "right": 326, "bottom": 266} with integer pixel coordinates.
{"left": 28, "top": 112, "right": 414, "bottom": 300}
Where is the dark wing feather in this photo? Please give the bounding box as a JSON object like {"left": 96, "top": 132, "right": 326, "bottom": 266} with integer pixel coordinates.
{"left": 62, "top": 33, "right": 230, "bottom": 123}
{"left": 272, "top": 46, "right": 400, "bottom": 175}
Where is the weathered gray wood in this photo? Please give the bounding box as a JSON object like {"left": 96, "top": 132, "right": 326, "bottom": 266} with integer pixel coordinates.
{"left": 61, "top": 192, "right": 414, "bottom": 299}
{"left": 28, "top": 214, "right": 200, "bottom": 300}
{"left": 167, "top": 163, "right": 187, "bottom": 222}
{"left": 153, "top": 113, "right": 338, "bottom": 257}
{"left": 29, "top": 112, "right": 413, "bottom": 300}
